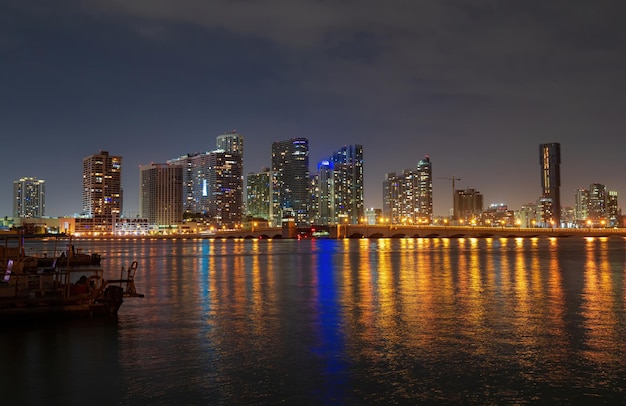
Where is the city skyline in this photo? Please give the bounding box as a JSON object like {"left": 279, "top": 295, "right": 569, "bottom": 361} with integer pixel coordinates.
{"left": 2, "top": 2, "right": 625, "bottom": 217}
{"left": 4, "top": 138, "right": 623, "bottom": 224}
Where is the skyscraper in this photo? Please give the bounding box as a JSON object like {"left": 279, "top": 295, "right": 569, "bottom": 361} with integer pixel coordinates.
{"left": 383, "top": 170, "right": 415, "bottom": 224}
{"left": 607, "top": 190, "right": 619, "bottom": 226}
{"left": 139, "top": 163, "right": 183, "bottom": 226}
{"left": 246, "top": 168, "right": 271, "bottom": 220}
{"left": 539, "top": 143, "right": 561, "bottom": 226}
{"left": 416, "top": 156, "right": 433, "bottom": 223}
{"left": 574, "top": 188, "right": 589, "bottom": 221}
{"left": 206, "top": 150, "right": 243, "bottom": 227}
{"left": 83, "top": 150, "right": 122, "bottom": 219}
{"left": 318, "top": 145, "right": 364, "bottom": 225}
{"left": 271, "top": 138, "right": 310, "bottom": 226}
{"left": 382, "top": 172, "right": 400, "bottom": 223}
{"left": 215, "top": 132, "right": 244, "bottom": 226}
{"left": 588, "top": 183, "right": 606, "bottom": 221}
{"left": 315, "top": 160, "right": 335, "bottom": 225}
{"left": 13, "top": 177, "right": 45, "bottom": 218}
{"left": 167, "top": 153, "right": 201, "bottom": 214}
{"left": 167, "top": 133, "right": 244, "bottom": 225}
{"left": 382, "top": 155, "right": 432, "bottom": 224}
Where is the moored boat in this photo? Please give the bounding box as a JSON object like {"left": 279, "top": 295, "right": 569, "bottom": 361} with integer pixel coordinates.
{"left": 0, "top": 261, "right": 143, "bottom": 319}
{"left": 0, "top": 235, "right": 143, "bottom": 319}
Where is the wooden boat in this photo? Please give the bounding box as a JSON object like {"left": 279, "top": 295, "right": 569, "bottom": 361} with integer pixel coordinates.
{"left": 0, "top": 235, "right": 143, "bottom": 319}
{"left": 0, "top": 260, "right": 143, "bottom": 319}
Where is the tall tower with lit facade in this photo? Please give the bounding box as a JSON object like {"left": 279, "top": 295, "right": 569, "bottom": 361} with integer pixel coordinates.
{"left": 271, "top": 138, "right": 310, "bottom": 226}
{"left": 13, "top": 177, "right": 45, "bottom": 218}
{"left": 382, "top": 172, "right": 399, "bottom": 222}
{"left": 166, "top": 133, "right": 244, "bottom": 225}
{"left": 140, "top": 163, "right": 183, "bottom": 226}
{"left": 319, "top": 145, "right": 364, "bottom": 225}
{"left": 315, "top": 160, "right": 335, "bottom": 225}
{"left": 205, "top": 150, "right": 243, "bottom": 227}
{"left": 416, "top": 156, "right": 433, "bottom": 222}
{"left": 246, "top": 168, "right": 271, "bottom": 220}
{"left": 382, "top": 155, "right": 433, "bottom": 224}
{"left": 83, "top": 150, "right": 122, "bottom": 219}
{"left": 607, "top": 190, "right": 619, "bottom": 226}
{"left": 167, "top": 153, "right": 202, "bottom": 214}
{"left": 539, "top": 143, "right": 561, "bottom": 226}
{"left": 573, "top": 184, "right": 618, "bottom": 227}
{"left": 588, "top": 183, "right": 606, "bottom": 221}
{"left": 383, "top": 170, "right": 414, "bottom": 224}
{"left": 214, "top": 132, "right": 244, "bottom": 226}
{"left": 574, "top": 188, "right": 589, "bottom": 222}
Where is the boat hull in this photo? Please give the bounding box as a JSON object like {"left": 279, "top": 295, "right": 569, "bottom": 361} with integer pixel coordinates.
{"left": 0, "top": 285, "right": 124, "bottom": 320}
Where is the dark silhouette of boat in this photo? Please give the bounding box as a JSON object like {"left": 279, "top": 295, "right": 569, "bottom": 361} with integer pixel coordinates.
{"left": 0, "top": 235, "right": 143, "bottom": 319}
{"left": 36, "top": 244, "right": 101, "bottom": 268}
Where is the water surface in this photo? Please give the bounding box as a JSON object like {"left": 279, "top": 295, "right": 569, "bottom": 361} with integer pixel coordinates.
{"left": 2, "top": 237, "right": 626, "bottom": 404}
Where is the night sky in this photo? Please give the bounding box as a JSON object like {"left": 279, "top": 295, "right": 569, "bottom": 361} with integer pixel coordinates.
{"left": 2, "top": 1, "right": 625, "bottom": 218}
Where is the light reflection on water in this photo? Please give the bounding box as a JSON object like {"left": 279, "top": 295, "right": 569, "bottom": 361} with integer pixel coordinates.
{"left": 2, "top": 237, "right": 626, "bottom": 404}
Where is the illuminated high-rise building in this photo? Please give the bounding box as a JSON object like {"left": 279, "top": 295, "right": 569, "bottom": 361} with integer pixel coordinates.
{"left": 323, "top": 145, "right": 364, "bottom": 224}
{"left": 167, "top": 133, "right": 244, "bottom": 224}
{"left": 167, "top": 153, "right": 201, "bottom": 214}
{"left": 385, "top": 170, "right": 415, "bottom": 224}
{"left": 536, "top": 197, "right": 555, "bottom": 227}
{"left": 168, "top": 152, "right": 214, "bottom": 215}
{"left": 588, "top": 183, "right": 606, "bottom": 220}
{"left": 309, "top": 173, "right": 320, "bottom": 224}
{"left": 216, "top": 131, "right": 244, "bottom": 157}
{"left": 607, "top": 190, "right": 619, "bottom": 226}
{"left": 205, "top": 150, "right": 243, "bottom": 227}
{"left": 315, "top": 160, "right": 335, "bottom": 225}
{"left": 13, "top": 177, "right": 45, "bottom": 218}
{"left": 517, "top": 202, "right": 537, "bottom": 228}
{"left": 313, "top": 145, "right": 364, "bottom": 225}
{"left": 416, "top": 156, "right": 433, "bottom": 222}
{"left": 214, "top": 132, "right": 244, "bottom": 226}
{"left": 574, "top": 188, "right": 589, "bottom": 221}
{"left": 539, "top": 143, "right": 561, "bottom": 226}
{"left": 271, "top": 138, "right": 310, "bottom": 226}
{"left": 246, "top": 168, "right": 271, "bottom": 220}
{"left": 561, "top": 206, "right": 575, "bottom": 225}
{"left": 140, "top": 163, "right": 183, "bottom": 226}
{"left": 382, "top": 172, "right": 400, "bottom": 222}
{"left": 382, "top": 155, "right": 432, "bottom": 224}
{"left": 82, "top": 150, "right": 122, "bottom": 219}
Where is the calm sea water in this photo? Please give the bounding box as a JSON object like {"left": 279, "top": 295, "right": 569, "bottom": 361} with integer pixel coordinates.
{"left": 2, "top": 237, "right": 626, "bottom": 404}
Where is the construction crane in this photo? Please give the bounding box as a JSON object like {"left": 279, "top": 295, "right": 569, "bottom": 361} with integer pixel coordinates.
{"left": 438, "top": 176, "right": 462, "bottom": 221}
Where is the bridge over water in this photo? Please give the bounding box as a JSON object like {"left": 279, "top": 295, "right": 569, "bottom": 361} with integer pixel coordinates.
{"left": 212, "top": 225, "right": 626, "bottom": 239}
